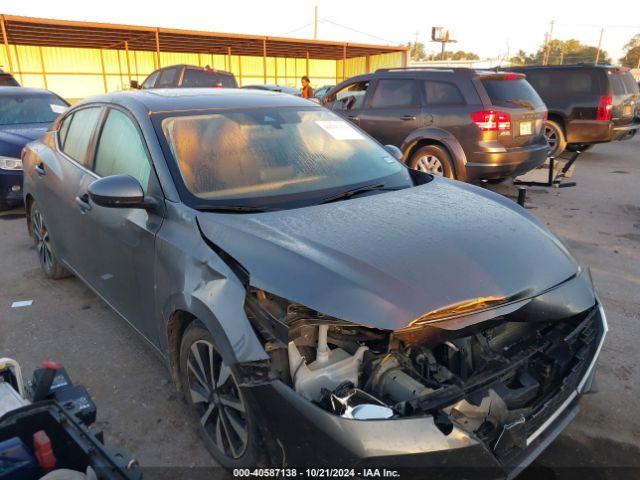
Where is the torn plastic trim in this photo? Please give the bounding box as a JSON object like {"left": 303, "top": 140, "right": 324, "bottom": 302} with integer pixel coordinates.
{"left": 577, "top": 300, "right": 608, "bottom": 393}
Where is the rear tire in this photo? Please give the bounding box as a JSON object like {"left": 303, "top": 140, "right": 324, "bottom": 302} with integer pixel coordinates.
{"left": 29, "top": 202, "right": 71, "bottom": 280}
{"left": 409, "top": 145, "right": 455, "bottom": 179}
{"left": 543, "top": 120, "right": 567, "bottom": 157}
{"left": 179, "top": 322, "right": 265, "bottom": 469}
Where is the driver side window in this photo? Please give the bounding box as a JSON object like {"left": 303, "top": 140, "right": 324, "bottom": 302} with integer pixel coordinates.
{"left": 332, "top": 81, "right": 369, "bottom": 111}
{"left": 93, "top": 109, "right": 152, "bottom": 192}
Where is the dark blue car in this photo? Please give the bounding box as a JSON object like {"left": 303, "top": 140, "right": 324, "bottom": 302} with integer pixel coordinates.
{"left": 0, "top": 87, "right": 68, "bottom": 210}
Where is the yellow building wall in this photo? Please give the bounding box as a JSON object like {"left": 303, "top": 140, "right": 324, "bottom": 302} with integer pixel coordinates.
{"left": 1, "top": 44, "right": 403, "bottom": 101}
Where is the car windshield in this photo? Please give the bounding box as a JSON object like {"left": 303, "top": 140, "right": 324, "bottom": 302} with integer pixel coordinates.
{"left": 160, "top": 107, "right": 412, "bottom": 208}
{"left": 0, "top": 93, "right": 68, "bottom": 125}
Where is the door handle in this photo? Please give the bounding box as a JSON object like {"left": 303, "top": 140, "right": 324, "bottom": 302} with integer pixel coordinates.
{"left": 400, "top": 115, "right": 416, "bottom": 121}
{"left": 75, "top": 194, "right": 92, "bottom": 213}
{"left": 35, "top": 163, "right": 46, "bottom": 176}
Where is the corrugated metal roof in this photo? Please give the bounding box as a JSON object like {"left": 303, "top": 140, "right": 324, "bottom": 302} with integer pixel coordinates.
{"left": 0, "top": 14, "right": 408, "bottom": 60}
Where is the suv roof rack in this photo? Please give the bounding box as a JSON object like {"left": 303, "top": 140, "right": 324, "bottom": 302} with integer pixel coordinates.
{"left": 375, "top": 67, "right": 478, "bottom": 74}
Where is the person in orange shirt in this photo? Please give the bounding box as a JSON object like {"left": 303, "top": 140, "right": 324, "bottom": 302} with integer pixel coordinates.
{"left": 301, "top": 76, "right": 314, "bottom": 99}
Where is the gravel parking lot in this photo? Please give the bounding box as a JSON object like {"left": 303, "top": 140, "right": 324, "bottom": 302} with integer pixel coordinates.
{"left": 1, "top": 137, "right": 639, "bottom": 478}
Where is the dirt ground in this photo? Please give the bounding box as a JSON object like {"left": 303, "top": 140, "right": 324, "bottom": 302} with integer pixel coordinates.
{"left": 1, "top": 137, "right": 639, "bottom": 479}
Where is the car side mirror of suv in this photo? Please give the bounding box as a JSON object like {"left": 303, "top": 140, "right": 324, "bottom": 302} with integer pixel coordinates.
{"left": 129, "top": 80, "right": 140, "bottom": 89}
{"left": 383, "top": 144, "right": 403, "bottom": 161}
{"left": 88, "top": 175, "right": 153, "bottom": 209}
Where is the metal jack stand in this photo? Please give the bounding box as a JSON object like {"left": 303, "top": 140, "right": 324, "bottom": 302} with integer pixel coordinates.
{"left": 514, "top": 150, "right": 581, "bottom": 188}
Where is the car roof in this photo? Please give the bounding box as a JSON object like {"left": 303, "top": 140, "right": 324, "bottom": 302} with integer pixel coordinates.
{"left": 74, "top": 88, "right": 320, "bottom": 114}
{"left": 155, "top": 64, "right": 234, "bottom": 74}
{"left": 0, "top": 86, "right": 55, "bottom": 96}
{"left": 509, "top": 64, "right": 619, "bottom": 71}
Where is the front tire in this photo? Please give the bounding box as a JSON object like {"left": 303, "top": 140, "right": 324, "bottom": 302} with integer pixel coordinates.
{"left": 30, "top": 202, "right": 70, "bottom": 279}
{"left": 543, "top": 120, "right": 567, "bottom": 157}
{"left": 179, "top": 322, "right": 265, "bottom": 469}
{"left": 409, "top": 145, "right": 455, "bottom": 178}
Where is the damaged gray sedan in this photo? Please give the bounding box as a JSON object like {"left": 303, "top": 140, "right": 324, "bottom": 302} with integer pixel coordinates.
{"left": 22, "top": 89, "right": 607, "bottom": 478}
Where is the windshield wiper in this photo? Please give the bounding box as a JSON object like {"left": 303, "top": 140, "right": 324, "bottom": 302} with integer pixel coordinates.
{"left": 505, "top": 99, "right": 535, "bottom": 110}
{"left": 318, "top": 183, "right": 402, "bottom": 205}
{"left": 195, "top": 205, "right": 273, "bottom": 213}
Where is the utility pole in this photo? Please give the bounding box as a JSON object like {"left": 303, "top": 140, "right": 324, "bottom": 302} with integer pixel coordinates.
{"left": 559, "top": 51, "right": 564, "bottom": 65}
{"left": 595, "top": 28, "right": 604, "bottom": 65}
{"left": 313, "top": 4, "right": 318, "bottom": 40}
{"left": 543, "top": 20, "right": 555, "bottom": 65}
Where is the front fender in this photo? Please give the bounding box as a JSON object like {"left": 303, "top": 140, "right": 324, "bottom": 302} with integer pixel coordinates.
{"left": 400, "top": 127, "right": 468, "bottom": 181}
{"left": 156, "top": 203, "right": 268, "bottom": 366}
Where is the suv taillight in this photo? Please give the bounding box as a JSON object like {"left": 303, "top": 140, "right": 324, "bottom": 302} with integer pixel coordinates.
{"left": 470, "top": 110, "right": 512, "bottom": 132}
{"left": 596, "top": 95, "right": 613, "bottom": 121}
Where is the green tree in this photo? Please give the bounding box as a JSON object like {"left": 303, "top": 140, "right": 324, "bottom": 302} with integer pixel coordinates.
{"left": 407, "top": 41, "right": 427, "bottom": 61}
{"left": 512, "top": 39, "right": 610, "bottom": 66}
{"left": 535, "top": 39, "right": 610, "bottom": 65}
{"left": 509, "top": 49, "right": 535, "bottom": 65}
{"left": 619, "top": 34, "right": 640, "bottom": 68}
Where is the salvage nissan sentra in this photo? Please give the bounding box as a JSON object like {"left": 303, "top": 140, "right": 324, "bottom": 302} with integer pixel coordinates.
{"left": 21, "top": 89, "right": 607, "bottom": 477}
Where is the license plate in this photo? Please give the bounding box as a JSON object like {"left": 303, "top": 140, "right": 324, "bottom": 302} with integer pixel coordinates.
{"left": 519, "top": 121, "right": 532, "bottom": 136}
{"left": 623, "top": 105, "right": 633, "bottom": 117}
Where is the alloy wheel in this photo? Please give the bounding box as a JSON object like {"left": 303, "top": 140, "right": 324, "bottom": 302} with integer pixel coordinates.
{"left": 187, "top": 340, "right": 248, "bottom": 459}
{"left": 32, "top": 208, "right": 54, "bottom": 272}
{"left": 544, "top": 126, "right": 558, "bottom": 150}
{"left": 416, "top": 155, "right": 444, "bottom": 176}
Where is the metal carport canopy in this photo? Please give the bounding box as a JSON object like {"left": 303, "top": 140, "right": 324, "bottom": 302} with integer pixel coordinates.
{"left": 0, "top": 14, "right": 407, "bottom": 60}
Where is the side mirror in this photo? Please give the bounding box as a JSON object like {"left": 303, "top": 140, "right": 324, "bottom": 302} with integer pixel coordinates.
{"left": 383, "top": 144, "right": 403, "bottom": 161}
{"left": 88, "top": 175, "right": 150, "bottom": 209}
{"left": 129, "top": 80, "right": 140, "bottom": 90}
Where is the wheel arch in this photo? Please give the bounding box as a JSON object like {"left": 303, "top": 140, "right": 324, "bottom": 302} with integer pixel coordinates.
{"left": 24, "top": 193, "right": 34, "bottom": 236}
{"left": 546, "top": 113, "right": 566, "bottom": 133}
{"left": 162, "top": 293, "right": 268, "bottom": 392}
{"left": 401, "top": 128, "right": 467, "bottom": 180}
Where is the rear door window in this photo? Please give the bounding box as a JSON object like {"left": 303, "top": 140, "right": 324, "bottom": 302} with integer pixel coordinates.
{"left": 156, "top": 67, "right": 181, "bottom": 88}
{"left": 61, "top": 107, "right": 103, "bottom": 167}
{"left": 369, "top": 79, "right": 419, "bottom": 108}
{"left": 480, "top": 78, "right": 545, "bottom": 109}
{"left": 423, "top": 81, "right": 465, "bottom": 106}
{"left": 182, "top": 69, "right": 237, "bottom": 88}
{"left": 142, "top": 70, "right": 160, "bottom": 89}
{"left": 93, "top": 109, "right": 152, "bottom": 191}
{"left": 332, "top": 81, "right": 370, "bottom": 110}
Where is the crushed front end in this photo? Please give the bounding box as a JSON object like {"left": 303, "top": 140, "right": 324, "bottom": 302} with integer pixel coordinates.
{"left": 239, "top": 270, "right": 606, "bottom": 478}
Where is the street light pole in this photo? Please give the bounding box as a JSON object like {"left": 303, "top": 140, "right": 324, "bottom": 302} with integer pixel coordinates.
{"left": 595, "top": 28, "right": 604, "bottom": 65}
{"left": 313, "top": 4, "right": 318, "bottom": 40}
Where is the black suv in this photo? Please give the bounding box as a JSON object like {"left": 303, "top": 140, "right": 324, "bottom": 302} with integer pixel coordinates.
{"left": 323, "top": 68, "right": 549, "bottom": 181}
{"left": 0, "top": 69, "right": 19, "bottom": 86}
{"left": 133, "top": 64, "right": 238, "bottom": 90}
{"left": 508, "top": 65, "right": 640, "bottom": 155}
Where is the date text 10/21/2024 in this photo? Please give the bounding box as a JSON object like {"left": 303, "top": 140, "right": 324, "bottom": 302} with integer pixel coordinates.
{"left": 233, "top": 469, "right": 401, "bottom": 478}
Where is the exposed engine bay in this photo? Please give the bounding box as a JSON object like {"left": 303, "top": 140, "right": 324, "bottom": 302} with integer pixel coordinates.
{"left": 245, "top": 288, "right": 600, "bottom": 460}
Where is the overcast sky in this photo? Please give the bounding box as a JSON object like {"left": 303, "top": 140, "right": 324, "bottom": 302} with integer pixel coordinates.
{"left": 3, "top": 0, "right": 639, "bottom": 62}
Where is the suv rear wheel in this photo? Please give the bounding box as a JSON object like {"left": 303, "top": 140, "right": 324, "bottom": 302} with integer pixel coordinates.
{"left": 179, "top": 322, "right": 265, "bottom": 469}
{"left": 543, "top": 120, "right": 567, "bottom": 157}
{"left": 409, "top": 145, "right": 454, "bottom": 178}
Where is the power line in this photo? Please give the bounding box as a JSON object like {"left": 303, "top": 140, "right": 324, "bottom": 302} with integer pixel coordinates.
{"left": 319, "top": 18, "right": 403, "bottom": 45}
{"left": 277, "top": 22, "right": 314, "bottom": 37}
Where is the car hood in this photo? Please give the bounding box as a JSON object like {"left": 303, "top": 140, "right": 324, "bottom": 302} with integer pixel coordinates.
{"left": 197, "top": 178, "right": 580, "bottom": 330}
{"left": 0, "top": 124, "right": 48, "bottom": 157}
